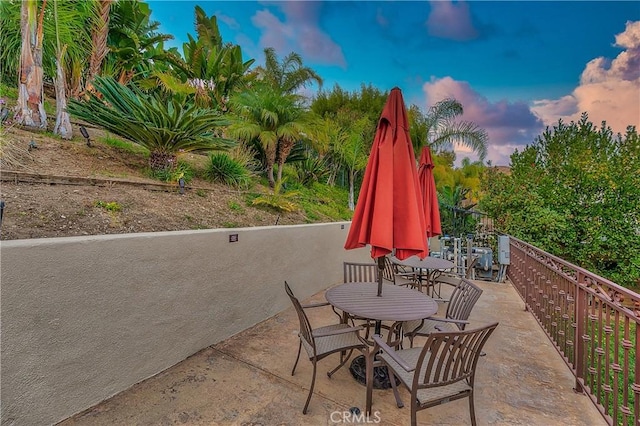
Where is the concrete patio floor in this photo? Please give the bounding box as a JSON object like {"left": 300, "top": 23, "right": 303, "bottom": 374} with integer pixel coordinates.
{"left": 59, "top": 280, "right": 605, "bottom": 426}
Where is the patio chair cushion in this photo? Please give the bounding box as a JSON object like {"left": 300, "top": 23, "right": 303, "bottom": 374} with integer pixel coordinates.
{"left": 301, "top": 323, "right": 365, "bottom": 359}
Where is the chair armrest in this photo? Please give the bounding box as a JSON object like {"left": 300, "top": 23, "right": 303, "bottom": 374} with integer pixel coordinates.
{"left": 302, "top": 301, "right": 330, "bottom": 309}
{"left": 313, "top": 325, "right": 364, "bottom": 338}
{"left": 372, "top": 335, "right": 415, "bottom": 372}
{"left": 429, "top": 317, "right": 470, "bottom": 326}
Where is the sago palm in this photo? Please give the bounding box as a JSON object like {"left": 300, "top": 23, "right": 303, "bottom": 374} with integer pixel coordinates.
{"left": 67, "top": 76, "right": 234, "bottom": 173}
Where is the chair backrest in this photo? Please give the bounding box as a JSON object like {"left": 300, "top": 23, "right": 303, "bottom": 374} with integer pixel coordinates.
{"left": 415, "top": 322, "right": 498, "bottom": 391}
{"left": 343, "top": 261, "right": 378, "bottom": 283}
{"left": 284, "top": 282, "right": 315, "bottom": 352}
{"left": 382, "top": 257, "right": 396, "bottom": 284}
{"left": 446, "top": 278, "right": 483, "bottom": 326}
{"left": 465, "top": 256, "right": 478, "bottom": 279}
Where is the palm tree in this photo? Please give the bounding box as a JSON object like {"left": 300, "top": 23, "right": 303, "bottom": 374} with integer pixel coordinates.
{"left": 67, "top": 77, "right": 234, "bottom": 173}
{"left": 409, "top": 99, "right": 488, "bottom": 161}
{"left": 228, "top": 85, "right": 313, "bottom": 188}
{"left": 257, "top": 47, "right": 323, "bottom": 94}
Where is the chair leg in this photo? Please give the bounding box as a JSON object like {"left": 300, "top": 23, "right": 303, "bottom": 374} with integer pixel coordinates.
{"left": 328, "top": 348, "right": 354, "bottom": 377}
{"left": 469, "top": 391, "right": 477, "bottom": 426}
{"left": 387, "top": 368, "right": 404, "bottom": 408}
{"left": 303, "top": 359, "right": 317, "bottom": 414}
{"left": 291, "top": 340, "right": 302, "bottom": 376}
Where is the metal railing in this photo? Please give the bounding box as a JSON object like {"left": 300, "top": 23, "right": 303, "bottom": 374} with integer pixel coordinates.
{"left": 507, "top": 236, "right": 639, "bottom": 425}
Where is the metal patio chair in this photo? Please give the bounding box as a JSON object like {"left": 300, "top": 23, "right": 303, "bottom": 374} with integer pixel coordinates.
{"left": 372, "top": 322, "right": 499, "bottom": 426}
{"left": 343, "top": 261, "right": 378, "bottom": 283}
{"left": 342, "top": 260, "right": 410, "bottom": 340}
{"left": 285, "top": 281, "right": 367, "bottom": 414}
{"left": 402, "top": 278, "right": 483, "bottom": 347}
{"left": 383, "top": 256, "right": 418, "bottom": 288}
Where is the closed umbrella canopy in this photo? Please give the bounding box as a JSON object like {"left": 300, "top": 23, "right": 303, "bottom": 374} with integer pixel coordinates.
{"left": 345, "top": 88, "right": 428, "bottom": 291}
{"left": 418, "top": 146, "right": 442, "bottom": 238}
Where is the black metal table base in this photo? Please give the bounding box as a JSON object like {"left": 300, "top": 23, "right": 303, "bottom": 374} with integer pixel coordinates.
{"left": 349, "top": 355, "right": 399, "bottom": 389}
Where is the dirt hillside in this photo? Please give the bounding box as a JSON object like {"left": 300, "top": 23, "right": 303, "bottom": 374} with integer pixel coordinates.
{"left": 0, "top": 125, "right": 316, "bottom": 241}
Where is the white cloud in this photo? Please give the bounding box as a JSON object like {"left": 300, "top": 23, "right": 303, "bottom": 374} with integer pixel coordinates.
{"left": 532, "top": 20, "right": 640, "bottom": 135}
{"left": 426, "top": 0, "right": 478, "bottom": 41}
{"left": 251, "top": 2, "right": 346, "bottom": 68}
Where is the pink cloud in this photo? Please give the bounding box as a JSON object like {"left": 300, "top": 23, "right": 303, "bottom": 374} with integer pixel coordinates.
{"left": 422, "top": 77, "right": 543, "bottom": 166}
{"left": 532, "top": 20, "right": 640, "bottom": 135}
{"left": 426, "top": 0, "right": 478, "bottom": 41}
{"left": 251, "top": 3, "right": 346, "bottom": 68}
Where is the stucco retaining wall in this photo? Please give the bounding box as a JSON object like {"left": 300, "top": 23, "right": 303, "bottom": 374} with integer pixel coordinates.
{"left": 0, "top": 222, "right": 370, "bottom": 426}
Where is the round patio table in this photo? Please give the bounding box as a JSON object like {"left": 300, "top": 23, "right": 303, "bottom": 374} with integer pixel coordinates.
{"left": 326, "top": 282, "right": 437, "bottom": 323}
{"left": 392, "top": 256, "right": 455, "bottom": 294}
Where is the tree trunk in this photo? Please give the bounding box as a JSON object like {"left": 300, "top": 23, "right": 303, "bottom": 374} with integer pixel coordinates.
{"left": 276, "top": 138, "right": 295, "bottom": 186}
{"left": 149, "top": 151, "right": 177, "bottom": 174}
{"left": 348, "top": 169, "right": 355, "bottom": 211}
{"left": 53, "top": 46, "right": 72, "bottom": 139}
{"left": 15, "top": 0, "right": 47, "bottom": 129}
{"left": 265, "top": 143, "right": 277, "bottom": 188}
{"left": 86, "top": 0, "right": 112, "bottom": 95}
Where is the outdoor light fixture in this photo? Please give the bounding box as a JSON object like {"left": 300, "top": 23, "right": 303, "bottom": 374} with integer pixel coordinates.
{"left": 79, "top": 126, "right": 91, "bottom": 147}
{"left": 0, "top": 200, "right": 5, "bottom": 227}
{"left": 178, "top": 177, "right": 185, "bottom": 195}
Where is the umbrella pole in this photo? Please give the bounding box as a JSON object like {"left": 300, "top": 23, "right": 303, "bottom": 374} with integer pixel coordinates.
{"left": 377, "top": 256, "right": 384, "bottom": 297}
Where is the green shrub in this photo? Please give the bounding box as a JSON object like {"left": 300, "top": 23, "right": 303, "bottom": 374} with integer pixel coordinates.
{"left": 204, "top": 153, "right": 252, "bottom": 187}
{"left": 251, "top": 180, "right": 298, "bottom": 213}
{"left": 151, "top": 160, "right": 194, "bottom": 183}
{"left": 295, "top": 156, "right": 330, "bottom": 186}
{"left": 94, "top": 200, "right": 122, "bottom": 212}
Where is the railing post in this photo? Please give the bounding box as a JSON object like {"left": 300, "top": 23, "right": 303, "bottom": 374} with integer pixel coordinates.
{"left": 574, "top": 270, "right": 586, "bottom": 393}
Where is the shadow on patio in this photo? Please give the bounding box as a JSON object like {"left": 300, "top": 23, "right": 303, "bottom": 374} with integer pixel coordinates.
{"left": 59, "top": 279, "right": 605, "bottom": 426}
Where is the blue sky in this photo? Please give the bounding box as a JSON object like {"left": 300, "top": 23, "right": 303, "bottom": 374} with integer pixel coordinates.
{"left": 149, "top": 1, "right": 640, "bottom": 166}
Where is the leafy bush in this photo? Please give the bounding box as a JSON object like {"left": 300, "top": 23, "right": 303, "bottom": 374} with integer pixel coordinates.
{"left": 204, "top": 153, "right": 252, "bottom": 188}
{"left": 295, "top": 156, "right": 330, "bottom": 186}
{"left": 251, "top": 180, "right": 298, "bottom": 212}
{"left": 151, "top": 160, "right": 194, "bottom": 184}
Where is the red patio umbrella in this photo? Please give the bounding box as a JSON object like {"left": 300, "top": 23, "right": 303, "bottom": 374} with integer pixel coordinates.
{"left": 418, "top": 146, "right": 442, "bottom": 239}
{"left": 345, "top": 87, "right": 428, "bottom": 296}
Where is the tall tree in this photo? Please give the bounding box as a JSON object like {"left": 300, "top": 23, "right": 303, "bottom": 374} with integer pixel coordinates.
{"left": 408, "top": 99, "right": 488, "bottom": 161}
{"left": 15, "top": 0, "right": 47, "bottom": 128}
